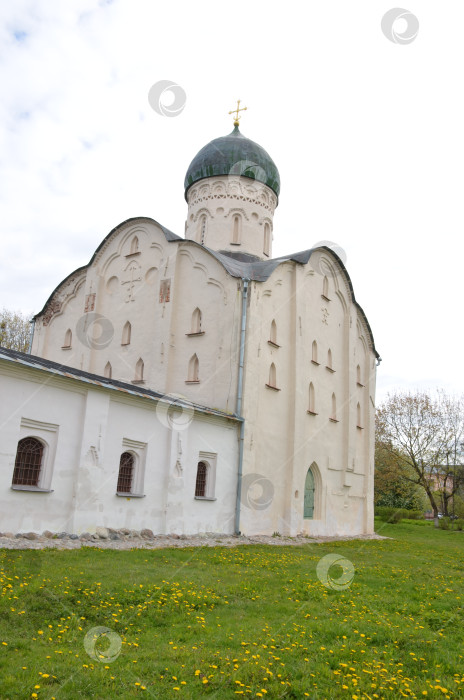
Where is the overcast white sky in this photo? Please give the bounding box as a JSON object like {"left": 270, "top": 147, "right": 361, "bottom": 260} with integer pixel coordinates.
{"left": 0, "top": 0, "right": 462, "bottom": 402}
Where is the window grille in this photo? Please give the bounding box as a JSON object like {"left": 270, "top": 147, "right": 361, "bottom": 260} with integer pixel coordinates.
{"left": 195, "top": 461, "right": 207, "bottom": 497}
{"left": 12, "top": 437, "right": 43, "bottom": 486}
{"left": 117, "top": 452, "right": 134, "bottom": 493}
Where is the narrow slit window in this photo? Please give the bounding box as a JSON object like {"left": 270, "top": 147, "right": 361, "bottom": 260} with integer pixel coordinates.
{"left": 263, "top": 223, "right": 271, "bottom": 257}
{"left": 270, "top": 319, "right": 277, "bottom": 345}
{"left": 117, "top": 452, "right": 134, "bottom": 493}
{"left": 331, "top": 393, "right": 337, "bottom": 421}
{"left": 357, "top": 364, "right": 363, "bottom": 385}
{"left": 309, "top": 382, "right": 316, "bottom": 413}
{"left": 197, "top": 215, "right": 207, "bottom": 245}
{"left": 62, "top": 328, "right": 72, "bottom": 348}
{"left": 122, "top": 321, "right": 131, "bottom": 346}
{"left": 191, "top": 308, "right": 202, "bottom": 334}
{"left": 357, "top": 401, "right": 362, "bottom": 428}
{"left": 269, "top": 362, "right": 277, "bottom": 387}
{"left": 12, "top": 437, "right": 43, "bottom": 487}
{"left": 312, "top": 340, "right": 318, "bottom": 364}
{"left": 232, "top": 215, "right": 241, "bottom": 244}
{"left": 130, "top": 236, "right": 139, "bottom": 254}
{"left": 135, "top": 358, "right": 144, "bottom": 381}
{"left": 327, "top": 348, "right": 333, "bottom": 369}
{"left": 188, "top": 354, "right": 199, "bottom": 382}
{"left": 322, "top": 275, "right": 329, "bottom": 299}
{"left": 104, "top": 361, "right": 112, "bottom": 379}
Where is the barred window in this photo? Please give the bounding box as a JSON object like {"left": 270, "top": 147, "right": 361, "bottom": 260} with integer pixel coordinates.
{"left": 195, "top": 461, "right": 208, "bottom": 497}
{"left": 12, "top": 437, "right": 43, "bottom": 486}
{"left": 117, "top": 452, "right": 134, "bottom": 493}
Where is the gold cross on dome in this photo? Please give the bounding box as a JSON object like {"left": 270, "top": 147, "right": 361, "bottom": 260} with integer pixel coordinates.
{"left": 229, "top": 99, "right": 247, "bottom": 126}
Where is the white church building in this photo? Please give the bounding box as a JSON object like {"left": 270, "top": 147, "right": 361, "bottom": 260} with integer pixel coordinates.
{"left": 0, "top": 116, "right": 379, "bottom": 537}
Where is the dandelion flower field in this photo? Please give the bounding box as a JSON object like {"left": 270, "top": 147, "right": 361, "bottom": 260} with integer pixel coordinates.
{"left": 1, "top": 521, "right": 463, "bottom": 699}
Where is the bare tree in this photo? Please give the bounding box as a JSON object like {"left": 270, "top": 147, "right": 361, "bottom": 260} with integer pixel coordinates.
{"left": 376, "top": 390, "right": 464, "bottom": 524}
{"left": 0, "top": 309, "right": 32, "bottom": 353}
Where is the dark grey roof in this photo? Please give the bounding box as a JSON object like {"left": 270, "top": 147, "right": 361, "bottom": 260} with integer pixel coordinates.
{"left": 0, "top": 347, "right": 241, "bottom": 421}
{"left": 198, "top": 244, "right": 379, "bottom": 358}
{"left": 205, "top": 247, "right": 313, "bottom": 281}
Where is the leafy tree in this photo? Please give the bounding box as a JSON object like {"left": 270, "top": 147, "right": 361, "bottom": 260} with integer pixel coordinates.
{"left": 375, "top": 440, "right": 425, "bottom": 510}
{"left": 0, "top": 308, "right": 32, "bottom": 353}
{"left": 376, "top": 390, "right": 464, "bottom": 524}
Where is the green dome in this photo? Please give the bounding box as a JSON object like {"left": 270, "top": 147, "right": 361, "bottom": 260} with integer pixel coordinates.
{"left": 184, "top": 125, "right": 280, "bottom": 200}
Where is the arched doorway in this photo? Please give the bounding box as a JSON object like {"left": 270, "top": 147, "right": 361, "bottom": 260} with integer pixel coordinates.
{"left": 304, "top": 466, "right": 315, "bottom": 519}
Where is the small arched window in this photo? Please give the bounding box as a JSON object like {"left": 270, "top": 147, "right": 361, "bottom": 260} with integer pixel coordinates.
{"left": 327, "top": 348, "right": 333, "bottom": 370}
{"left": 269, "top": 362, "right": 277, "bottom": 388}
{"left": 232, "top": 215, "right": 241, "bottom": 245}
{"left": 195, "top": 461, "right": 208, "bottom": 497}
{"left": 312, "top": 340, "right": 318, "bottom": 364}
{"left": 188, "top": 354, "right": 199, "bottom": 382}
{"left": 12, "top": 437, "right": 44, "bottom": 486}
{"left": 308, "top": 382, "right": 316, "bottom": 414}
{"left": 135, "top": 358, "right": 144, "bottom": 382}
{"left": 331, "top": 393, "right": 337, "bottom": 421}
{"left": 322, "top": 275, "right": 329, "bottom": 299}
{"left": 130, "top": 236, "right": 139, "bottom": 254}
{"left": 117, "top": 452, "right": 134, "bottom": 493}
{"left": 62, "top": 328, "right": 72, "bottom": 348}
{"left": 270, "top": 319, "right": 277, "bottom": 345}
{"left": 191, "top": 308, "right": 202, "bottom": 334}
{"left": 263, "top": 223, "right": 271, "bottom": 257}
{"left": 104, "top": 362, "right": 112, "bottom": 379}
{"left": 122, "top": 321, "right": 131, "bottom": 346}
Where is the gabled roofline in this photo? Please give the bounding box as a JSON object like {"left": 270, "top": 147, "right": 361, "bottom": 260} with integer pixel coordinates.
{"left": 32, "top": 216, "right": 379, "bottom": 358}
{"left": 33, "top": 217, "right": 181, "bottom": 320}
{"left": 195, "top": 244, "right": 380, "bottom": 359}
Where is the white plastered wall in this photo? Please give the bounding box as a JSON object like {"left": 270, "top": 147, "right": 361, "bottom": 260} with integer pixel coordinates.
{"left": 185, "top": 176, "right": 277, "bottom": 260}
{"left": 238, "top": 249, "right": 376, "bottom": 537}
{"left": 0, "top": 360, "right": 239, "bottom": 535}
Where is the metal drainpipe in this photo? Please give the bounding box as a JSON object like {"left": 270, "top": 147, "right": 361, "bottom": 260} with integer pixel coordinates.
{"left": 234, "top": 278, "right": 249, "bottom": 535}
{"left": 27, "top": 319, "right": 35, "bottom": 354}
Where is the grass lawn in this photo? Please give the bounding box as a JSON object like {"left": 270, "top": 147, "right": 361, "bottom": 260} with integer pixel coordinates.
{"left": 1, "top": 521, "right": 463, "bottom": 699}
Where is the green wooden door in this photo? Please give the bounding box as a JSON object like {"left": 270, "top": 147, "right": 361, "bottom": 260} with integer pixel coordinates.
{"left": 304, "top": 468, "right": 315, "bottom": 519}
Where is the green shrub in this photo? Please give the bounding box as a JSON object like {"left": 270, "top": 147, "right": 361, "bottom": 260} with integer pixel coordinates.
{"left": 375, "top": 506, "right": 424, "bottom": 523}
{"left": 405, "top": 510, "right": 423, "bottom": 520}
{"left": 455, "top": 519, "right": 464, "bottom": 531}
{"left": 438, "top": 518, "right": 450, "bottom": 530}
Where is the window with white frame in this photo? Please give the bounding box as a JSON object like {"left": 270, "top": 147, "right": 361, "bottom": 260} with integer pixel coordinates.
{"left": 194, "top": 452, "right": 217, "bottom": 500}
{"left": 11, "top": 417, "right": 58, "bottom": 492}
{"left": 116, "top": 439, "right": 147, "bottom": 497}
